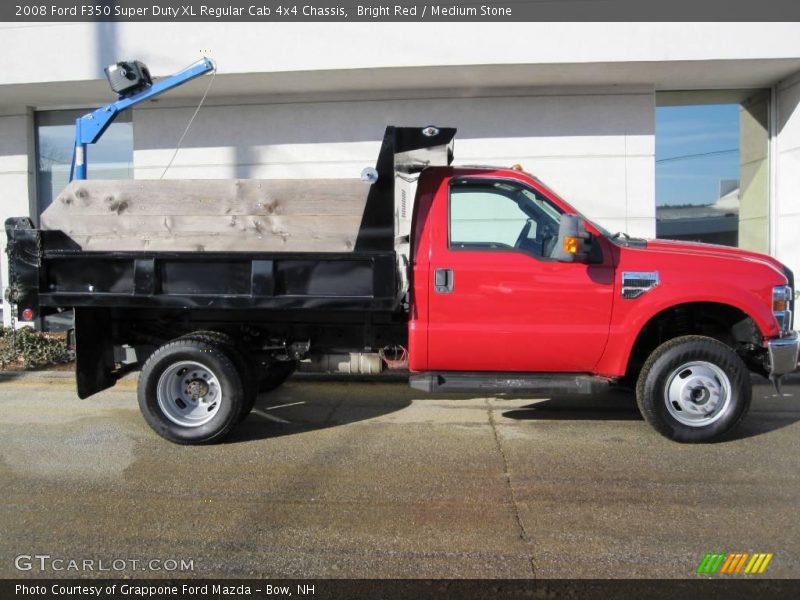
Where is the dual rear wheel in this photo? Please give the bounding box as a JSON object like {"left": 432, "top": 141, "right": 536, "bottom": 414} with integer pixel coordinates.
{"left": 138, "top": 335, "right": 297, "bottom": 444}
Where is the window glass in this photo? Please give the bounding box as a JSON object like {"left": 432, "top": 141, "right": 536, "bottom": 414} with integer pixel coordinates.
{"left": 449, "top": 182, "right": 562, "bottom": 257}
{"left": 35, "top": 110, "right": 133, "bottom": 216}
{"left": 655, "top": 93, "right": 769, "bottom": 252}
{"left": 451, "top": 189, "right": 528, "bottom": 247}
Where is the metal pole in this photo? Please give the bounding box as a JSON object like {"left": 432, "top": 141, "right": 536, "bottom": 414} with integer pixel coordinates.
{"left": 74, "top": 142, "right": 87, "bottom": 180}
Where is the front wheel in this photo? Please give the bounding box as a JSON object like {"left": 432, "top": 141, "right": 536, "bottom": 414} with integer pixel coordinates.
{"left": 636, "top": 335, "right": 751, "bottom": 443}
{"left": 138, "top": 339, "right": 244, "bottom": 444}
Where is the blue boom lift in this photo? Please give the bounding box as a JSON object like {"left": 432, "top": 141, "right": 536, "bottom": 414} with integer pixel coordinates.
{"left": 70, "top": 57, "right": 215, "bottom": 180}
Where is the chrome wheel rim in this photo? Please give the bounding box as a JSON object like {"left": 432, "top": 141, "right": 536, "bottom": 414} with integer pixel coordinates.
{"left": 663, "top": 361, "right": 731, "bottom": 427}
{"left": 156, "top": 361, "right": 222, "bottom": 427}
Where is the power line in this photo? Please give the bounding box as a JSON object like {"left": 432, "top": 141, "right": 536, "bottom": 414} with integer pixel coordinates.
{"left": 656, "top": 148, "right": 738, "bottom": 163}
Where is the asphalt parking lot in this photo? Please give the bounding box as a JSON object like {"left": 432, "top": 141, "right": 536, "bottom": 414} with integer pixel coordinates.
{"left": 0, "top": 373, "right": 798, "bottom": 579}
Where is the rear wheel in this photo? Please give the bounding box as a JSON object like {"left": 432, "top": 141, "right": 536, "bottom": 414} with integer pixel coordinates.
{"left": 636, "top": 335, "right": 751, "bottom": 443}
{"left": 138, "top": 339, "right": 244, "bottom": 444}
{"left": 178, "top": 331, "right": 257, "bottom": 421}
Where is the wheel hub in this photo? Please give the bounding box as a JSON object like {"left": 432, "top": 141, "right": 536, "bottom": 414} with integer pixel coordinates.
{"left": 186, "top": 378, "right": 210, "bottom": 400}
{"left": 689, "top": 385, "right": 710, "bottom": 405}
{"left": 156, "top": 361, "right": 223, "bottom": 427}
{"left": 664, "top": 361, "right": 731, "bottom": 427}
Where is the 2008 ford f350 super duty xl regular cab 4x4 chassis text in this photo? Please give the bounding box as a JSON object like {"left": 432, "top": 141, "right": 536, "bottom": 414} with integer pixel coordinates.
{"left": 4, "top": 60, "right": 798, "bottom": 445}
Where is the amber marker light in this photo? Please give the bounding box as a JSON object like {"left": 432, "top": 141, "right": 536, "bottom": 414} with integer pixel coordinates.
{"left": 564, "top": 236, "right": 579, "bottom": 254}
{"left": 773, "top": 286, "right": 791, "bottom": 312}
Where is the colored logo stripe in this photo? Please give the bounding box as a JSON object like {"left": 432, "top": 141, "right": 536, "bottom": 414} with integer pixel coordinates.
{"left": 745, "top": 553, "right": 774, "bottom": 574}
{"left": 697, "top": 552, "right": 773, "bottom": 574}
{"left": 719, "top": 553, "right": 748, "bottom": 574}
{"left": 697, "top": 553, "right": 726, "bottom": 574}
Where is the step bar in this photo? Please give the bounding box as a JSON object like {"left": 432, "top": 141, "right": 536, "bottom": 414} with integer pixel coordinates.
{"left": 409, "top": 372, "right": 612, "bottom": 395}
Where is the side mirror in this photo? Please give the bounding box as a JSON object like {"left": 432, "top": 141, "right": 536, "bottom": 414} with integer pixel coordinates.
{"left": 553, "top": 214, "right": 590, "bottom": 263}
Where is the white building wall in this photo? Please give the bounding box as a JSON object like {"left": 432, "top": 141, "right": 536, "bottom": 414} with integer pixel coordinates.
{"left": 775, "top": 71, "right": 800, "bottom": 279}
{"left": 1, "top": 22, "right": 800, "bottom": 86}
{"left": 0, "top": 21, "right": 798, "bottom": 329}
{"left": 134, "top": 88, "right": 655, "bottom": 237}
{"left": 0, "top": 110, "right": 34, "bottom": 327}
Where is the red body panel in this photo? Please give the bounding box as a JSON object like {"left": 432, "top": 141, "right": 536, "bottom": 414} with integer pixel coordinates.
{"left": 407, "top": 172, "right": 437, "bottom": 372}
{"left": 409, "top": 168, "right": 615, "bottom": 372}
{"left": 408, "top": 167, "right": 788, "bottom": 376}
{"left": 594, "top": 240, "right": 785, "bottom": 377}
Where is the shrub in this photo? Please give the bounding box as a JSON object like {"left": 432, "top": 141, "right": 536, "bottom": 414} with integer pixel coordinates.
{"left": 0, "top": 326, "right": 73, "bottom": 370}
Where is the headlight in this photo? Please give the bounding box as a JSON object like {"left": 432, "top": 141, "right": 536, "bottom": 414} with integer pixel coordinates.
{"left": 773, "top": 285, "right": 793, "bottom": 333}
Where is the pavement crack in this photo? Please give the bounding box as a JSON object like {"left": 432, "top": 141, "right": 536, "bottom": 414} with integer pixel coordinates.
{"left": 321, "top": 394, "right": 347, "bottom": 427}
{"left": 487, "top": 398, "right": 536, "bottom": 578}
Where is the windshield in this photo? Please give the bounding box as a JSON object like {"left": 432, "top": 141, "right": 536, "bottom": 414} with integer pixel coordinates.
{"left": 586, "top": 219, "right": 613, "bottom": 239}
{"left": 529, "top": 177, "right": 630, "bottom": 242}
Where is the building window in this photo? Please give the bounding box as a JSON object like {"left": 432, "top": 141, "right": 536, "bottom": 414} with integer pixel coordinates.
{"left": 35, "top": 109, "right": 133, "bottom": 218}
{"left": 655, "top": 91, "right": 770, "bottom": 252}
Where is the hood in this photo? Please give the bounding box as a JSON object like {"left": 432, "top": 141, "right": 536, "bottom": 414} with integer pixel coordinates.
{"left": 641, "top": 238, "right": 788, "bottom": 279}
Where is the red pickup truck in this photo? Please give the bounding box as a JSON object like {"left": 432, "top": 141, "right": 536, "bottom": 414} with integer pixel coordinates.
{"left": 5, "top": 126, "right": 798, "bottom": 445}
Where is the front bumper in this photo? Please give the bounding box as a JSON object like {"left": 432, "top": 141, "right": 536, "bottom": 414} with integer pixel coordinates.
{"left": 767, "top": 331, "right": 800, "bottom": 377}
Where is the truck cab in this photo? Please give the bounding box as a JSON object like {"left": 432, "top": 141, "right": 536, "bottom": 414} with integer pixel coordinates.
{"left": 409, "top": 167, "right": 616, "bottom": 374}
{"left": 406, "top": 163, "right": 797, "bottom": 442}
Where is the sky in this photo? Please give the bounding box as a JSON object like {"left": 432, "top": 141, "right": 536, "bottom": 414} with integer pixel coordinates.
{"left": 655, "top": 104, "right": 740, "bottom": 207}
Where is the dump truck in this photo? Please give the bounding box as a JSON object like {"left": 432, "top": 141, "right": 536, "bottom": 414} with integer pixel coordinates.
{"left": 4, "top": 59, "right": 798, "bottom": 444}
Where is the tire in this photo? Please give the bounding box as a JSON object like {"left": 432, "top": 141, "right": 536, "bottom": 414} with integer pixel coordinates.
{"left": 636, "top": 335, "right": 751, "bottom": 443}
{"left": 178, "top": 331, "right": 257, "bottom": 421}
{"left": 138, "top": 339, "right": 244, "bottom": 444}
{"left": 257, "top": 360, "right": 298, "bottom": 393}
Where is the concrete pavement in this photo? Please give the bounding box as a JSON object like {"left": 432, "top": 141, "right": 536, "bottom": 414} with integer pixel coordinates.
{"left": 0, "top": 374, "right": 797, "bottom": 578}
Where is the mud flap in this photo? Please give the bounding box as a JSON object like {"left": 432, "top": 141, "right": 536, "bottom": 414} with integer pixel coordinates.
{"left": 75, "top": 307, "right": 116, "bottom": 399}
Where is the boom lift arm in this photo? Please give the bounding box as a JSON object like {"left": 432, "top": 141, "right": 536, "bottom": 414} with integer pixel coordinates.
{"left": 70, "top": 57, "right": 216, "bottom": 180}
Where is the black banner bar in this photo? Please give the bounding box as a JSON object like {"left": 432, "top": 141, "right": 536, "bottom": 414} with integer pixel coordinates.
{"left": 4, "top": 0, "right": 800, "bottom": 22}
{"left": 4, "top": 579, "right": 800, "bottom": 600}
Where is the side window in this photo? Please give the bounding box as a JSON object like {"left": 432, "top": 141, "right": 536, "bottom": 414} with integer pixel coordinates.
{"left": 450, "top": 189, "right": 529, "bottom": 248}
{"left": 449, "top": 181, "right": 563, "bottom": 258}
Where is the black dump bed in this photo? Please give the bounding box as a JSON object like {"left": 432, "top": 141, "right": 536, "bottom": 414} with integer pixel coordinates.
{"left": 5, "top": 126, "right": 456, "bottom": 322}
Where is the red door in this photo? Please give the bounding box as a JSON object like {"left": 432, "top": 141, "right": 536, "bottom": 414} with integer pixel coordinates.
{"left": 425, "top": 175, "right": 615, "bottom": 373}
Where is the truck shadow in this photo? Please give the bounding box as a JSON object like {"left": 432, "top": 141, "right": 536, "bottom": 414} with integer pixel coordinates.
{"left": 225, "top": 379, "right": 800, "bottom": 443}
{"left": 500, "top": 389, "right": 642, "bottom": 422}
{"left": 225, "top": 380, "right": 412, "bottom": 443}
{"left": 726, "top": 383, "right": 800, "bottom": 441}
{"left": 501, "top": 384, "right": 800, "bottom": 442}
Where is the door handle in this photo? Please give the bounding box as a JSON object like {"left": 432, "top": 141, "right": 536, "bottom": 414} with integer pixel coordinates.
{"left": 434, "top": 268, "right": 454, "bottom": 293}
